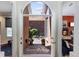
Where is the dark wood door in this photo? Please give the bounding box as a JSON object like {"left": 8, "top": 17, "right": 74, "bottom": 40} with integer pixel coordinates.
{"left": 23, "top": 16, "right": 29, "bottom": 49}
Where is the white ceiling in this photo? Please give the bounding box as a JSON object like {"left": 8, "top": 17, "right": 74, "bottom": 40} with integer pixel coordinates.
{"left": 62, "top": 2, "right": 76, "bottom": 15}
{"left": 0, "top": 1, "right": 12, "bottom": 16}
{"left": 0, "top": 1, "right": 76, "bottom": 16}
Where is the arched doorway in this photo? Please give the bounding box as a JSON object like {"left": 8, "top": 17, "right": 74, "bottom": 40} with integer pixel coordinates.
{"left": 23, "top": 1, "right": 53, "bottom": 56}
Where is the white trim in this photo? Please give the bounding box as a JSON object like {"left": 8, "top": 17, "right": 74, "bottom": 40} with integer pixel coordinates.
{"left": 23, "top": 14, "right": 53, "bottom": 16}
{"left": 62, "top": 15, "right": 74, "bottom": 16}
{"left": 23, "top": 1, "right": 53, "bottom": 15}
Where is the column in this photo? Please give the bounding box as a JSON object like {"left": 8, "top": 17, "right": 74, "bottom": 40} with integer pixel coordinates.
{"left": 45, "top": 16, "right": 51, "bottom": 46}
{"left": 12, "top": 2, "right": 18, "bottom": 57}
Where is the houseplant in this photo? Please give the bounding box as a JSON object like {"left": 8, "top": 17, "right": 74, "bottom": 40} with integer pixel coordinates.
{"left": 29, "top": 27, "right": 39, "bottom": 45}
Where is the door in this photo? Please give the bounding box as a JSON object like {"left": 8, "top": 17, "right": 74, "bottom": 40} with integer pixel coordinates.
{"left": 23, "top": 16, "right": 29, "bottom": 49}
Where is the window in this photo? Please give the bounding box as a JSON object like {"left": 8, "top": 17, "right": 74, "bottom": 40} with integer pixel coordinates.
{"left": 30, "top": 2, "right": 44, "bottom": 15}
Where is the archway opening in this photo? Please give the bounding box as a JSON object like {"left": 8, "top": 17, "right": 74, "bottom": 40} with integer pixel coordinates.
{"left": 23, "top": 1, "right": 52, "bottom": 55}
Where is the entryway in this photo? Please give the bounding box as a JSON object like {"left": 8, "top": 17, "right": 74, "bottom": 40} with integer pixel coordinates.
{"left": 17, "top": 1, "right": 58, "bottom": 57}
{"left": 23, "top": 2, "right": 52, "bottom": 56}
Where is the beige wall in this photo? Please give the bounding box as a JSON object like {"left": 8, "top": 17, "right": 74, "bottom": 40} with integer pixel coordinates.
{"left": 0, "top": 16, "right": 7, "bottom": 45}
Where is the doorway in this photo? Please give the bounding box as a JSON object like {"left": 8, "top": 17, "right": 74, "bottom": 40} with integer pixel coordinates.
{"left": 23, "top": 1, "right": 52, "bottom": 56}
{"left": 62, "top": 16, "right": 74, "bottom": 56}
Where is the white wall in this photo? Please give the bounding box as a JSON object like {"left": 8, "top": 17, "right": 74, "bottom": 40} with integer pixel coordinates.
{"left": 62, "top": 2, "right": 76, "bottom": 16}
{"left": 70, "top": 2, "right": 79, "bottom": 57}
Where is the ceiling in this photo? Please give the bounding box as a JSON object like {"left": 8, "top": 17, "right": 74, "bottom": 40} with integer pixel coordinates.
{"left": 0, "top": 1, "right": 76, "bottom": 16}
{"left": 62, "top": 2, "right": 76, "bottom": 15}
{"left": 0, "top": 1, "right": 12, "bottom": 16}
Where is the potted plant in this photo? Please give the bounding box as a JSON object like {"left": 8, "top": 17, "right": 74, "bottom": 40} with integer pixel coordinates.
{"left": 40, "top": 36, "right": 45, "bottom": 46}
{"left": 29, "top": 27, "right": 39, "bottom": 45}
{"left": 41, "top": 37, "right": 45, "bottom": 46}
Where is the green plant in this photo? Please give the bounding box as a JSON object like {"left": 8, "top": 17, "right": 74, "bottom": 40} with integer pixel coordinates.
{"left": 29, "top": 28, "right": 39, "bottom": 38}
{"left": 29, "top": 27, "right": 39, "bottom": 45}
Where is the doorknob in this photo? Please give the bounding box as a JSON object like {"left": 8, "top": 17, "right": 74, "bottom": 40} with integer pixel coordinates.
{"left": 20, "top": 42, "right": 22, "bottom": 44}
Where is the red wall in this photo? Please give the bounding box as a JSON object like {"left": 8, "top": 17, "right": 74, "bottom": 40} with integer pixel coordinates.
{"left": 63, "top": 16, "right": 74, "bottom": 35}
{"left": 63, "top": 16, "right": 74, "bottom": 22}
